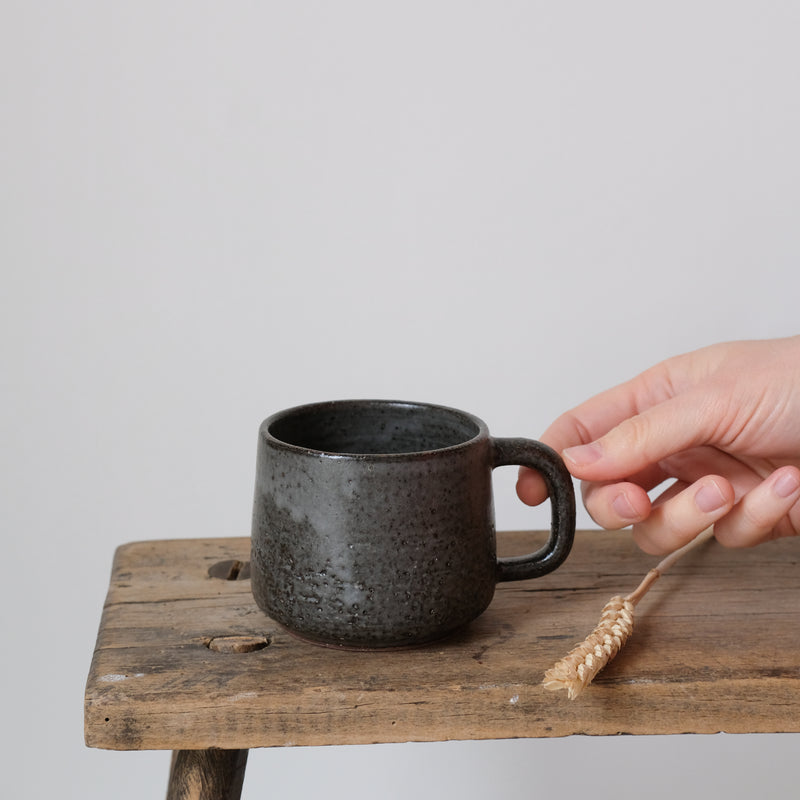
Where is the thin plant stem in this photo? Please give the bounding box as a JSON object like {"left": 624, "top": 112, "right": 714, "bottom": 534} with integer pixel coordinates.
{"left": 543, "top": 527, "right": 715, "bottom": 699}
{"left": 625, "top": 526, "right": 715, "bottom": 605}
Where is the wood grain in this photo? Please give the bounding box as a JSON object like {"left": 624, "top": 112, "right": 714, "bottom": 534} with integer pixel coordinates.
{"left": 166, "top": 749, "right": 248, "bottom": 800}
{"left": 84, "top": 531, "right": 800, "bottom": 751}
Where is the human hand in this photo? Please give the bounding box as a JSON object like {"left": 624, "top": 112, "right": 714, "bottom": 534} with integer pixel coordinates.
{"left": 516, "top": 337, "right": 800, "bottom": 554}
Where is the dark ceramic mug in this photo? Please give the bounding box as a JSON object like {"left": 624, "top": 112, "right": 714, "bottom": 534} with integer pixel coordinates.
{"left": 250, "top": 399, "right": 575, "bottom": 649}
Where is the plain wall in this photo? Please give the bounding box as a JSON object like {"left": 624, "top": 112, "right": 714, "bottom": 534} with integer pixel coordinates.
{"left": 3, "top": 2, "right": 798, "bottom": 797}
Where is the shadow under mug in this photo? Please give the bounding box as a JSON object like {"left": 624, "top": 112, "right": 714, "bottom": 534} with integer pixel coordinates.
{"left": 250, "top": 399, "right": 575, "bottom": 649}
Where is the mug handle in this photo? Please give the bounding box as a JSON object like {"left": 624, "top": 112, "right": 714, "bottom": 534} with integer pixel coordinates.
{"left": 491, "top": 437, "right": 576, "bottom": 582}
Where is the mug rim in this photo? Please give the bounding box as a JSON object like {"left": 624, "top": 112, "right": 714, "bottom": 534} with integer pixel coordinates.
{"left": 261, "top": 399, "right": 488, "bottom": 459}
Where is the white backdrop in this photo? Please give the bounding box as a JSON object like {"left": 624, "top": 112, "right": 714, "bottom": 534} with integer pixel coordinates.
{"left": 3, "top": 2, "right": 798, "bottom": 797}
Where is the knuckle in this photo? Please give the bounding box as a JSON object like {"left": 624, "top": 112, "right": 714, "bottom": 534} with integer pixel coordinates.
{"left": 615, "top": 415, "right": 652, "bottom": 456}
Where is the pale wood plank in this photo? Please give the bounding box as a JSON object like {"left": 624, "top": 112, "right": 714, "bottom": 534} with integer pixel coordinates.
{"left": 84, "top": 531, "right": 800, "bottom": 750}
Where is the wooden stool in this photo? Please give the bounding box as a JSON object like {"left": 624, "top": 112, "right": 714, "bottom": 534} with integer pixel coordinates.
{"left": 84, "top": 531, "right": 800, "bottom": 799}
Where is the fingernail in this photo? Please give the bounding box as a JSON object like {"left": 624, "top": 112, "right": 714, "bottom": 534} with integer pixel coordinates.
{"left": 612, "top": 491, "right": 639, "bottom": 521}
{"left": 563, "top": 442, "right": 603, "bottom": 467}
{"left": 774, "top": 470, "right": 800, "bottom": 498}
{"left": 695, "top": 481, "right": 727, "bottom": 513}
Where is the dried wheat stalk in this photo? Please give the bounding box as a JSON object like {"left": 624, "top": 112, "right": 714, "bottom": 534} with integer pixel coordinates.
{"left": 542, "top": 526, "right": 715, "bottom": 699}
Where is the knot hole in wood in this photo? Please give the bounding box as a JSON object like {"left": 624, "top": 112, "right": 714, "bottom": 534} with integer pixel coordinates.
{"left": 205, "top": 635, "right": 271, "bottom": 654}
{"left": 208, "top": 559, "right": 251, "bottom": 580}
{"left": 205, "top": 560, "right": 266, "bottom": 653}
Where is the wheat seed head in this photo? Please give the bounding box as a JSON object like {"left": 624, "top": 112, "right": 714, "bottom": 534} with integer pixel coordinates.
{"left": 542, "top": 596, "right": 635, "bottom": 700}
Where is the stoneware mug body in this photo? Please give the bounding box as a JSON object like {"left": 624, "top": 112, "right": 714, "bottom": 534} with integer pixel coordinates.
{"left": 251, "top": 399, "right": 575, "bottom": 649}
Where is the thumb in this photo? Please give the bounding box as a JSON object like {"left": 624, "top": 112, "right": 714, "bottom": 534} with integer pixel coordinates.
{"left": 560, "top": 392, "right": 717, "bottom": 481}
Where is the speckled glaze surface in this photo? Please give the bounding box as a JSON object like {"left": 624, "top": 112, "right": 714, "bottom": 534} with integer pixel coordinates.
{"left": 251, "top": 400, "right": 575, "bottom": 649}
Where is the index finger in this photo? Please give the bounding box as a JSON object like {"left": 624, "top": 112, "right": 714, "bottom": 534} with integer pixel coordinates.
{"left": 516, "top": 363, "right": 678, "bottom": 506}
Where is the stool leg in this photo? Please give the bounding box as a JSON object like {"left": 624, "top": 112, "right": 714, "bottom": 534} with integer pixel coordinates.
{"left": 166, "top": 749, "right": 248, "bottom": 800}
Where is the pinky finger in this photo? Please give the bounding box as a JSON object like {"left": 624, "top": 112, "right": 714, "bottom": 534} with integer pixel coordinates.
{"left": 713, "top": 465, "right": 800, "bottom": 548}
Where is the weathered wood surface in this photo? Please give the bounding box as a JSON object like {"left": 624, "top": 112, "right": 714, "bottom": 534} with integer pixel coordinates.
{"left": 166, "top": 749, "right": 248, "bottom": 800}
{"left": 84, "top": 531, "right": 800, "bottom": 751}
